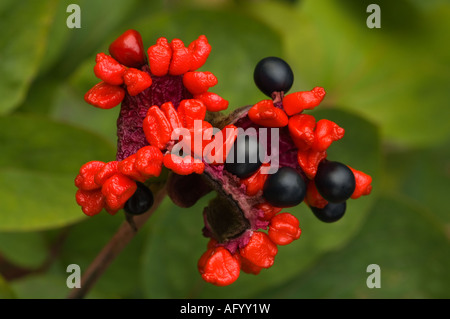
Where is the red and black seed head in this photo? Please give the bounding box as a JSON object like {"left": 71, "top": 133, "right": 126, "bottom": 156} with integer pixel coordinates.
{"left": 74, "top": 30, "right": 373, "bottom": 287}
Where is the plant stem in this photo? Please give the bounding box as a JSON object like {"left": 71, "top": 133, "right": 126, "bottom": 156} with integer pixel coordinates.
{"left": 67, "top": 186, "right": 167, "bottom": 299}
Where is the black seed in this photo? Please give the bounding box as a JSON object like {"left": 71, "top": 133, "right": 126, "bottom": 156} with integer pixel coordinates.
{"left": 315, "top": 161, "right": 356, "bottom": 203}
{"left": 253, "top": 57, "right": 294, "bottom": 97}
{"left": 124, "top": 182, "right": 154, "bottom": 215}
{"left": 262, "top": 166, "right": 306, "bottom": 207}
{"left": 310, "top": 202, "right": 346, "bottom": 223}
{"left": 224, "top": 135, "right": 263, "bottom": 178}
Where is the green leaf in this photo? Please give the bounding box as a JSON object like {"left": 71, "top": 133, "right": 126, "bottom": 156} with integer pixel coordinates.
{"left": 0, "top": 274, "right": 15, "bottom": 299}
{"left": 0, "top": 232, "right": 48, "bottom": 269}
{"left": 0, "top": 115, "right": 115, "bottom": 231}
{"left": 50, "top": 82, "right": 120, "bottom": 146}
{"left": 256, "top": 196, "right": 450, "bottom": 298}
{"left": 140, "top": 110, "right": 381, "bottom": 298}
{"left": 140, "top": 196, "right": 213, "bottom": 299}
{"left": 59, "top": 212, "right": 147, "bottom": 298}
{"left": 0, "top": 0, "right": 58, "bottom": 114}
{"left": 384, "top": 139, "right": 450, "bottom": 226}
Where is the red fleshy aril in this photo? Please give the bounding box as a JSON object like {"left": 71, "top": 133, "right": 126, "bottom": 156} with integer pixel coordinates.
{"left": 75, "top": 188, "right": 105, "bottom": 217}
{"left": 143, "top": 106, "right": 173, "bottom": 150}
{"left": 282, "top": 87, "right": 326, "bottom": 116}
{"left": 241, "top": 163, "right": 270, "bottom": 196}
{"left": 123, "top": 68, "right": 152, "bottom": 96}
{"left": 177, "top": 99, "right": 207, "bottom": 129}
{"left": 147, "top": 37, "right": 172, "bottom": 76}
{"left": 94, "top": 161, "right": 119, "bottom": 186}
{"left": 84, "top": 82, "right": 125, "bottom": 109}
{"left": 297, "top": 148, "right": 327, "bottom": 179}
{"left": 75, "top": 161, "right": 106, "bottom": 191}
{"left": 256, "top": 203, "right": 282, "bottom": 221}
{"left": 268, "top": 212, "right": 301, "bottom": 246}
{"left": 348, "top": 166, "right": 373, "bottom": 199}
{"left": 198, "top": 246, "right": 241, "bottom": 287}
{"left": 239, "top": 232, "right": 278, "bottom": 269}
{"left": 160, "top": 102, "right": 183, "bottom": 131}
{"left": 183, "top": 71, "right": 218, "bottom": 95}
{"left": 194, "top": 92, "right": 229, "bottom": 112}
{"left": 163, "top": 154, "right": 205, "bottom": 175}
{"left": 203, "top": 124, "right": 238, "bottom": 165}
{"left": 94, "top": 53, "right": 127, "bottom": 85}
{"left": 135, "top": 146, "right": 164, "bottom": 178}
{"left": 188, "top": 35, "right": 211, "bottom": 71}
{"left": 248, "top": 100, "right": 288, "bottom": 127}
{"left": 169, "top": 39, "right": 192, "bottom": 76}
{"left": 108, "top": 29, "right": 147, "bottom": 68}
{"left": 305, "top": 180, "right": 328, "bottom": 209}
{"left": 312, "top": 119, "right": 345, "bottom": 152}
{"left": 118, "top": 154, "right": 148, "bottom": 183}
{"left": 101, "top": 174, "right": 137, "bottom": 211}
{"left": 288, "top": 114, "right": 316, "bottom": 151}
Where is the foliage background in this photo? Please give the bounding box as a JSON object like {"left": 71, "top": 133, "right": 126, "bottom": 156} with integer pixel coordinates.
{"left": 0, "top": 0, "right": 449, "bottom": 299}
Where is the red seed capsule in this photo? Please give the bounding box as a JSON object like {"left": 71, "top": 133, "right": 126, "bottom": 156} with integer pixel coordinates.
{"left": 101, "top": 174, "right": 137, "bottom": 211}
{"left": 94, "top": 53, "right": 127, "bottom": 86}
{"left": 312, "top": 119, "right": 345, "bottom": 152}
{"left": 188, "top": 35, "right": 211, "bottom": 71}
{"left": 75, "top": 189, "right": 105, "bottom": 217}
{"left": 177, "top": 99, "right": 206, "bottom": 129}
{"left": 268, "top": 212, "right": 301, "bottom": 246}
{"left": 147, "top": 37, "right": 172, "bottom": 76}
{"left": 238, "top": 254, "right": 263, "bottom": 275}
{"left": 160, "top": 101, "right": 183, "bottom": 131}
{"left": 239, "top": 231, "right": 278, "bottom": 269}
{"left": 297, "top": 148, "right": 327, "bottom": 179}
{"left": 169, "top": 39, "right": 192, "bottom": 76}
{"left": 288, "top": 114, "right": 316, "bottom": 151}
{"left": 135, "top": 146, "right": 164, "bottom": 178}
{"left": 186, "top": 120, "right": 214, "bottom": 159}
{"left": 143, "top": 106, "right": 173, "bottom": 150}
{"left": 108, "top": 29, "right": 146, "bottom": 68}
{"left": 305, "top": 180, "right": 328, "bottom": 209}
{"left": 256, "top": 203, "right": 282, "bottom": 221}
{"left": 348, "top": 166, "right": 373, "bottom": 199}
{"left": 163, "top": 154, "right": 205, "bottom": 175}
{"left": 194, "top": 92, "right": 229, "bottom": 112}
{"left": 84, "top": 82, "right": 125, "bottom": 109}
{"left": 94, "top": 161, "right": 119, "bottom": 186}
{"left": 282, "top": 87, "right": 326, "bottom": 116}
{"left": 183, "top": 71, "right": 218, "bottom": 95}
{"left": 118, "top": 154, "right": 147, "bottom": 182}
{"left": 248, "top": 100, "right": 288, "bottom": 127}
{"left": 198, "top": 247, "right": 241, "bottom": 287}
{"left": 241, "top": 163, "right": 270, "bottom": 196}
{"left": 204, "top": 124, "right": 238, "bottom": 165}
{"left": 123, "top": 68, "right": 152, "bottom": 96}
{"left": 75, "top": 161, "right": 106, "bottom": 191}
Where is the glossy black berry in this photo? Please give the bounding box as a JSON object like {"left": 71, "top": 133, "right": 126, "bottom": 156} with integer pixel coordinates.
{"left": 310, "top": 202, "right": 346, "bottom": 223}
{"left": 124, "top": 182, "right": 154, "bottom": 215}
{"left": 254, "top": 57, "right": 294, "bottom": 97}
{"left": 225, "top": 135, "right": 263, "bottom": 178}
{"left": 315, "top": 161, "right": 355, "bottom": 203}
{"left": 262, "top": 166, "right": 306, "bottom": 208}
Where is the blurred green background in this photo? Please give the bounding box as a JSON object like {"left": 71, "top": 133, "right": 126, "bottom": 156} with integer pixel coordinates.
{"left": 0, "top": 0, "right": 449, "bottom": 299}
